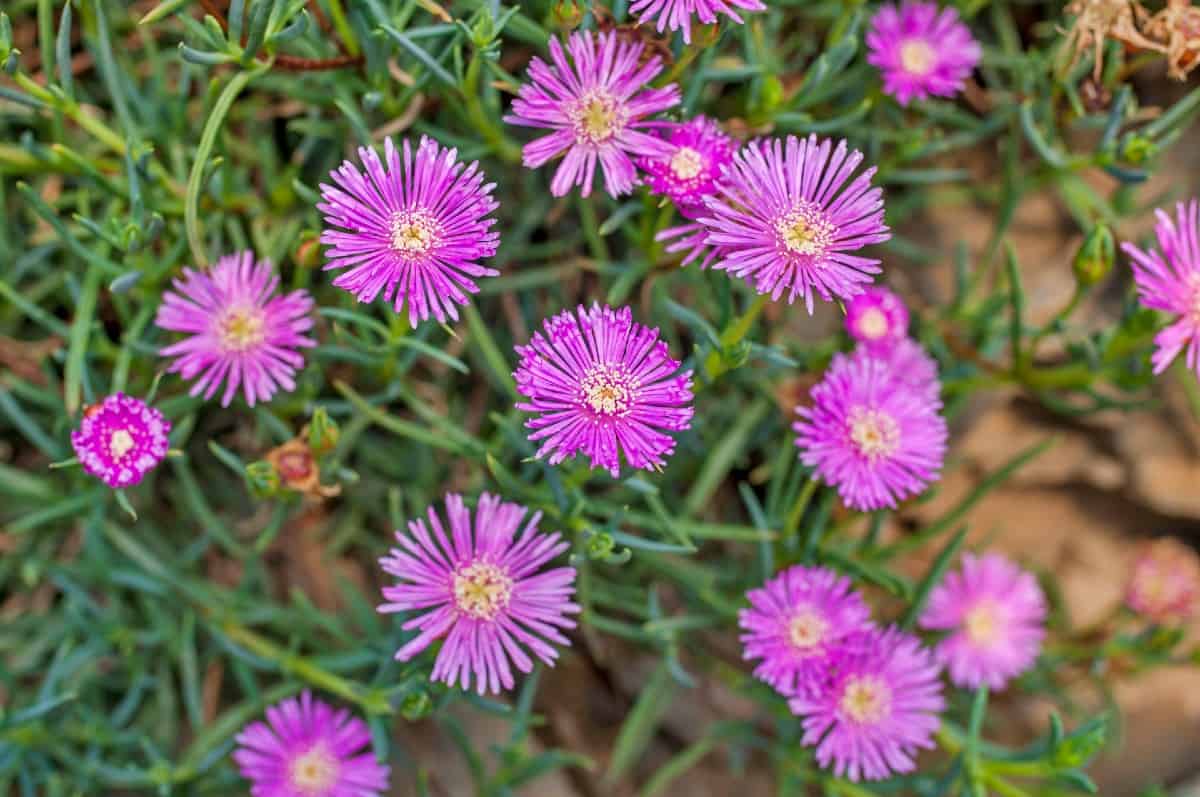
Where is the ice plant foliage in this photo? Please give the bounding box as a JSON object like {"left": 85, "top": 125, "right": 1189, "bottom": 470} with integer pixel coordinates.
{"left": 701, "top": 135, "right": 891, "bottom": 311}
{"left": 794, "top": 351, "right": 948, "bottom": 510}
{"left": 629, "top": 0, "right": 766, "bottom": 43}
{"left": 317, "top": 136, "right": 500, "bottom": 327}
{"left": 70, "top": 393, "right": 170, "bottom": 489}
{"left": 378, "top": 493, "right": 579, "bottom": 695}
{"left": 789, "top": 627, "right": 945, "bottom": 782}
{"left": 1122, "top": 199, "right": 1200, "bottom": 379}
{"left": 505, "top": 31, "right": 680, "bottom": 198}
{"left": 920, "top": 553, "right": 1047, "bottom": 690}
{"left": 156, "top": 252, "right": 315, "bottom": 407}
{"left": 232, "top": 691, "right": 389, "bottom": 797}
{"left": 1126, "top": 537, "right": 1200, "bottom": 622}
{"left": 514, "top": 304, "right": 694, "bottom": 477}
{"left": 866, "top": 1, "right": 982, "bottom": 106}
{"left": 739, "top": 565, "right": 874, "bottom": 697}
{"left": 845, "top": 286, "right": 910, "bottom": 354}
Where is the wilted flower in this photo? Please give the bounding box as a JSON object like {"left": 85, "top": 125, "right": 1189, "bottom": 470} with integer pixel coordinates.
{"left": 866, "top": 1, "right": 982, "bottom": 106}
{"left": 70, "top": 393, "right": 170, "bottom": 489}
{"left": 156, "top": 252, "right": 315, "bottom": 407}
{"left": 794, "top": 351, "right": 947, "bottom": 510}
{"left": 514, "top": 304, "right": 694, "bottom": 477}
{"left": 629, "top": 0, "right": 766, "bottom": 43}
{"left": 233, "top": 691, "right": 389, "bottom": 797}
{"left": 378, "top": 493, "right": 579, "bottom": 695}
{"left": 1122, "top": 199, "right": 1200, "bottom": 380}
{"left": 789, "top": 626, "right": 945, "bottom": 782}
{"left": 920, "top": 553, "right": 1047, "bottom": 690}
{"left": 700, "top": 135, "right": 890, "bottom": 312}
{"left": 318, "top": 136, "right": 500, "bottom": 327}
{"left": 739, "top": 565, "right": 874, "bottom": 697}
{"left": 505, "top": 30, "right": 680, "bottom": 198}
{"left": 845, "top": 286, "right": 910, "bottom": 354}
{"left": 1126, "top": 537, "right": 1200, "bottom": 622}
{"left": 264, "top": 438, "right": 341, "bottom": 500}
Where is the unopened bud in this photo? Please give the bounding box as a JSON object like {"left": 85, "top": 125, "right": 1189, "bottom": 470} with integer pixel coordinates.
{"left": 307, "top": 407, "right": 340, "bottom": 456}
{"left": 1072, "top": 224, "right": 1114, "bottom": 286}
{"left": 245, "top": 460, "right": 281, "bottom": 498}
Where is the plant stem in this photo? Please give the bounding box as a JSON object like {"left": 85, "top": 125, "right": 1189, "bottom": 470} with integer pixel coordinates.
{"left": 703, "top": 293, "right": 769, "bottom": 379}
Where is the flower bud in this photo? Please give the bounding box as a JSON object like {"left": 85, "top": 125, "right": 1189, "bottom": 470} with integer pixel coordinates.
{"left": 307, "top": 407, "right": 340, "bottom": 456}
{"left": 400, "top": 690, "right": 432, "bottom": 721}
{"left": 1072, "top": 224, "right": 1114, "bottom": 286}
{"left": 245, "top": 460, "right": 281, "bottom": 498}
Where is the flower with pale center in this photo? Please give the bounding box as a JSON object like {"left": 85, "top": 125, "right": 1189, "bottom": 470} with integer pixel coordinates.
{"left": 669, "top": 146, "right": 704, "bottom": 181}
{"left": 453, "top": 561, "right": 514, "bottom": 620}
{"left": 390, "top": 209, "right": 439, "bottom": 255}
{"left": 289, "top": 744, "right": 339, "bottom": 795}
{"left": 788, "top": 608, "right": 830, "bottom": 650}
{"left": 849, "top": 407, "right": 901, "bottom": 460}
{"left": 580, "top": 364, "right": 636, "bottom": 417}
{"left": 964, "top": 600, "right": 1002, "bottom": 647}
{"left": 839, "top": 676, "right": 892, "bottom": 724}
{"left": 775, "top": 204, "right": 837, "bottom": 260}
{"left": 109, "top": 429, "right": 136, "bottom": 461}
{"left": 899, "top": 38, "right": 938, "bottom": 75}
{"left": 571, "top": 91, "right": 625, "bottom": 145}
{"left": 218, "top": 307, "right": 267, "bottom": 352}
{"left": 857, "top": 307, "right": 890, "bottom": 340}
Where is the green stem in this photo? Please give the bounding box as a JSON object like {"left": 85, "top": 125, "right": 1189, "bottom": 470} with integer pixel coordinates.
{"left": 463, "top": 53, "right": 520, "bottom": 164}
{"left": 782, "top": 475, "right": 819, "bottom": 542}
{"left": 1028, "top": 284, "right": 1086, "bottom": 358}
{"left": 703, "top": 293, "right": 769, "bottom": 379}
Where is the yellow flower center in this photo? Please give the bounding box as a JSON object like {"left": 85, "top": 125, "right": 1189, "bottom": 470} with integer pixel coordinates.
{"left": 849, "top": 407, "right": 901, "bottom": 460}
{"left": 965, "top": 601, "right": 1002, "bottom": 647}
{"left": 390, "top": 210, "right": 438, "bottom": 255}
{"left": 775, "top": 205, "right": 836, "bottom": 259}
{"left": 670, "top": 147, "right": 704, "bottom": 180}
{"left": 572, "top": 91, "right": 624, "bottom": 144}
{"left": 453, "top": 562, "right": 514, "bottom": 620}
{"left": 840, "top": 676, "right": 891, "bottom": 724}
{"left": 857, "top": 307, "right": 890, "bottom": 340}
{"left": 899, "top": 38, "right": 938, "bottom": 76}
{"left": 218, "top": 308, "right": 266, "bottom": 352}
{"left": 788, "top": 608, "right": 829, "bottom": 650}
{"left": 109, "top": 429, "right": 136, "bottom": 461}
{"left": 289, "top": 744, "right": 339, "bottom": 795}
{"left": 580, "top": 364, "right": 636, "bottom": 417}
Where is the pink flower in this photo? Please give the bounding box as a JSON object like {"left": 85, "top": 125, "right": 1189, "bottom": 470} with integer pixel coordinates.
{"left": 639, "top": 116, "right": 737, "bottom": 217}
{"left": 629, "top": 0, "right": 765, "bottom": 43}
{"left": 866, "top": 1, "right": 982, "bottom": 106}
{"left": 1126, "top": 537, "right": 1200, "bottom": 622}
{"left": 70, "top": 393, "right": 170, "bottom": 489}
{"left": 845, "top": 286, "right": 910, "bottom": 354}
{"left": 505, "top": 30, "right": 680, "bottom": 198}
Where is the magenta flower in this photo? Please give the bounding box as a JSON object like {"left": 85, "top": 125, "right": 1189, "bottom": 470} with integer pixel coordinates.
{"left": 700, "top": 135, "right": 891, "bottom": 312}
{"left": 845, "top": 286, "right": 910, "bottom": 354}
{"left": 505, "top": 30, "right": 680, "bottom": 198}
{"left": 789, "top": 626, "right": 945, "bottom": 782}
{"left": 920, "top": 553, "right": 1047, "bottom": 690}
{"left": 70, "top": 393, "right": 170, "bottom": 489}
{"left": 866, "top": 1, "right": 982, "bottom": 106}
{"left": 232, "top": 691, "right": 389, "bottom": 797}
{"left": 156, "top": 252, "right": 315, "bottom": 407}
{"left": 318, "top": 136, "right": 500, "bottom": 327}
{"left": 639, "top": 116, "right": 737, "bottom": 217}
{"left": 1126, "top": 538, "right": 1200, "bottom": 623}
{"left": 657, "top": 221, "right": 723, "bottom": 269}
{"left": 794, "top": 351, "right": 947, "bottom": 511}
{"left": 868, "top": 338, "right": 941, "bottom": 400}
{"left": 514, "top": 304, "right": 694, "bottom": 477}
{"left": 630, "top": 0, "right": 766, "bottom": 43}
{"left": 738, "top": 565, "right": 874, "bottom": 697}
{"left": 378, "top": 493, "right": 579, "bottom": 695}
{"left": 1122, "top": 199, "right": 1200, "bottom": 379}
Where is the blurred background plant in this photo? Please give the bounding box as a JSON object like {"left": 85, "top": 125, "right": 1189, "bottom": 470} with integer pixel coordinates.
{"left": 3, "top": 0, "right": 1200, "bottom": 795}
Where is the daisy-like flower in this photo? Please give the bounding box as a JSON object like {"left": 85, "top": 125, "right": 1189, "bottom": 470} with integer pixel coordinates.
{"left": 738, "top": 565, "right": 874, "bottom": 697}
{"left": 318, "top": 136, "right": 500, "bottom": 327}
{"left": 919, "top": 553, "right": 1047, "bottom": 690}
{"left": 514, "top": 304, "right": 694, "bottom": 477}
{"left": 861, "top": 338, "right": 941, "bottom": 400}
{"left": 866, "top": 1, "right": 982, "bottom": 106}
{"left": 701, "top": 135, "right": 891, "bottom": 312}
{"left": 794, "top": 351, "right": 947, "bottom": 510}
{"left": 639, "top": 116, "right": 737, "bottom": 217}
{"left": 156, "top": 252, "right": 315, "bottom": 407}
{"left": 378, "top": 493, "right": 579, "bottom": 695}
{"left": 845, "top": 286, "right": 910, "bottom": 354}
{"left": 1122, "top": 199, "right": 1200, "bottom": 379}
{"left": 232, "top": 691, "right": 389, "bottom": 797}
{"left": 1126, "top": 537, "right": 1200, "bottom": 623}
{"left": 70, "top": 393, "right": 170, "bottom": 489}
{"left": 789, "top": 626, "right": 945, "bottom": 782}
{"left": 505, "top": 30, "right": 680, "bottom": 198}
{"left": 630, "top": 0, "right": 766, "bottom": 44}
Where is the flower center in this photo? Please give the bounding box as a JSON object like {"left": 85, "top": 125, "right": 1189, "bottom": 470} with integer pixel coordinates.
{"left": 775, "top": 204, "right": 836, "bottom": 260}
{"left": 390, "top": 209, "right": 439, "bottom": 255}
{"left": 848, "top": 407, "right": 901, "bottom": 460}
{"left": 579, "top": 364, "right": 636, "bottom": 417}
{"left": 453, "top": 561, "right": 514, "bottom": 620}
{"left": 108, "top": 429, "right": 136, "bottom": 461}
{"left": 899, "top": 38, "right": 938, "bottom": 76}
{"left": 857, "top": 307, "right": 890, "bottom": 340}
{"left": 289, "top": 744, "right": 339, "bottom": 795}
{"left": 839, "top": 675, "right": 891, "bottom": 724}
{"left": 787, "top": 608, "right": 829, "bottom": 650}
{"left": 218, "top": 308, "right": 266, "bottom": 352}
{"left": 965, "top": 601, "right": 1003, "bottom": 646}
{"left": 571, "top": 91, "right": 624, "bottom": 145}
{"left": 669, "top": 147, "right": 704, "bottom": 180}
